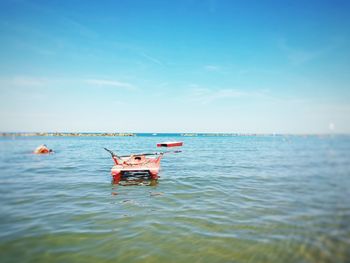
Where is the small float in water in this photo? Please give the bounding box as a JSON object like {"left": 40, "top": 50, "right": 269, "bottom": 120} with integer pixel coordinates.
{"left": 33, "top": 144, "right": 53, "bottom": 154}
{"left": 104, "top": 141, "right": 183, "bottom": 184}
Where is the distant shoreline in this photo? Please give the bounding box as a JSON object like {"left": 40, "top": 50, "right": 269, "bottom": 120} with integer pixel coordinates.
{"left": 0, "top": 132, "right": 136, "bottom": 137}
{"left": 0, "top": 132, "right": 346, "bottom": 137}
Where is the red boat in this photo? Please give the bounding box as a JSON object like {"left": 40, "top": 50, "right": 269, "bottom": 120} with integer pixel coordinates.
{"left": 157, "top": 141, "right": 183, "bottom": 147}
{"left": 105, "top": 142, "right": 182, "bottom": 183}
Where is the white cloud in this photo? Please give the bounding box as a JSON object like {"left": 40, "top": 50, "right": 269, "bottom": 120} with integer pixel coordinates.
{"left": 60, "top": 16, "right": 98, "bottom": 39}
{"left": 278, "top": 39, "right": 335, "bottom": 65}
{"left": 0, "top": 76, "right": 48, "bottom": 88}
{"left": 12, "top": 77, "right": 47, "bottom": 87}
{"left": 140, "top": 53, "right": 163, "bottom": 66}
{"left": 85, "top": 79, "right": 135, "bottom": 90}
{"left": 188, "top": 87, "right": 266, "bottom": 104}
{"left": 204, "top": 65, "right": 220, "bottom": 72}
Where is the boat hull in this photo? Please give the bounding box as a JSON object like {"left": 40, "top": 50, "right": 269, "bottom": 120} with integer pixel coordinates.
{"left": 111, "top": 155, "right": 162, "bottom": 183}
{"left": 157, "top": 141, "right": 183, "bottom": 147}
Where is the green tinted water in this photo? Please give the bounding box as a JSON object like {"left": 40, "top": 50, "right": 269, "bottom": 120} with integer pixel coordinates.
{"left": 0, "top": 136, "right": 349, "bottom": 262}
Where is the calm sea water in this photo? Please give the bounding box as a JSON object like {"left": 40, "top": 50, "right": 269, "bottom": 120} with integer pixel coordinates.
{"left": 0, "top": 135, "right": 349, "bottom": 263}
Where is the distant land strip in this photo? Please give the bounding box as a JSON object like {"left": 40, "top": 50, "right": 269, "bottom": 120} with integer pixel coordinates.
{"left": 0, "top": 132, "right": 260, "bottom": 137}
{"left": 0, "top": 132, "right": 136, "bottom": 137}
{"left": 0, "top": 132, "right": 344, "bottom": 137}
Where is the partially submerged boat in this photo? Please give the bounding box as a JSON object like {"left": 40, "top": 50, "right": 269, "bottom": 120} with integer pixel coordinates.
{"left": 105, "top": 142, "right": 182, "bottom": 183}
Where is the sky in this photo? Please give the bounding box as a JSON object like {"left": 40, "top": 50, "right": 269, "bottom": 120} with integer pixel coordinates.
{"left": 0, "top": 0, "right": 349, "bottom": 134}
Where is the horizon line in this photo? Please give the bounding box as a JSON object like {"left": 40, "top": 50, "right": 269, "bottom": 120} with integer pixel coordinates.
{"left": 1, "top": 132, "right": 349, "bottom": 136}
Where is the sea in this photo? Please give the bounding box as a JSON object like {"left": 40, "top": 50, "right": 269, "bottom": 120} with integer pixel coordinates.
{"left": 0, "top": 134, "right": 349, "bottom": 263}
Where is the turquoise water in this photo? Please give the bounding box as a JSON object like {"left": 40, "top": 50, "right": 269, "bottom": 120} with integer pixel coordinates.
{"left": 0, "top": 135, "right": 349, "bottom": 262}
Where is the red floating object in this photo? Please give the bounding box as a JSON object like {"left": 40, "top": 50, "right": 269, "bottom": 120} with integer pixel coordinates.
{"left": 111, "top": 154, "right": 163, "bottom": 183}
{"left": 156, "top": 141, "right": 183, "bottom": 147}
{"left": 33, "top": 144, "right": 52, "bottom": 154}
{"left": 104, "top": 146, "right": 182, "bottom": 184}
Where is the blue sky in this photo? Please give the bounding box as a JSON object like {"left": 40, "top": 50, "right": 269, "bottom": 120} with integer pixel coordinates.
{"left": 0, "top": 0, "right": 349, "bottom": 133}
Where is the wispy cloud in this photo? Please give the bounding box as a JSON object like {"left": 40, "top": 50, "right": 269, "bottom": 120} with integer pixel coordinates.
{"left": 204, "top": 65, "right": 221, "bottom": 72}
{"left": 13, "top": 77, "right": 48, "bottom": 87}
{"left": 188, "top": 87, "right": 267, "bottom": 104}
{"left": 60, "top": 16, "right": 98, "bottom": 39}
{"left": 85, "top": 79, "right": 135, "bottom": 90}
{"left": 278, "top": 39, "right": 335, "bottom": 65}
{"left": 0, "top": 76, "right": 48, "bottom": 88}
{"left": 140, "top": 53, "right": 163, "bottom": 66}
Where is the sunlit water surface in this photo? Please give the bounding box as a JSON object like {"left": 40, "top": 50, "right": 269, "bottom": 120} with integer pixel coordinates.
{"left": 0, "top": 135, "right": 349, "bottom": 262}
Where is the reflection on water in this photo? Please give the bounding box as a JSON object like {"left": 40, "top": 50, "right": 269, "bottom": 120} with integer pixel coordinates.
{"left": 0, "top": 135, "right": 350, "bottom": 263}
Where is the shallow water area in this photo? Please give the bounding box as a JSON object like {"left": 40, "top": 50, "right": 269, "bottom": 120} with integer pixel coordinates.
{"left": 0, "top": 135, "right": 349, "bottom": 262}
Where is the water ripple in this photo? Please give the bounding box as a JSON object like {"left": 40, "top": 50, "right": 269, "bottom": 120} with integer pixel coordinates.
{"left": 0, "top": 136, "right": 349, "bottom": 262}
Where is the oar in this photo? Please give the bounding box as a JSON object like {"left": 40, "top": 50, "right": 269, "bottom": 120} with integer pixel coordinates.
{"left": 120, "top": 150, "right": 182, "bottom": 157}
{"left": 105, "top": 147, "right": 181, "bottom": 158}
{"left": 104, "top": 147, "right": 124, "bottom": 161}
